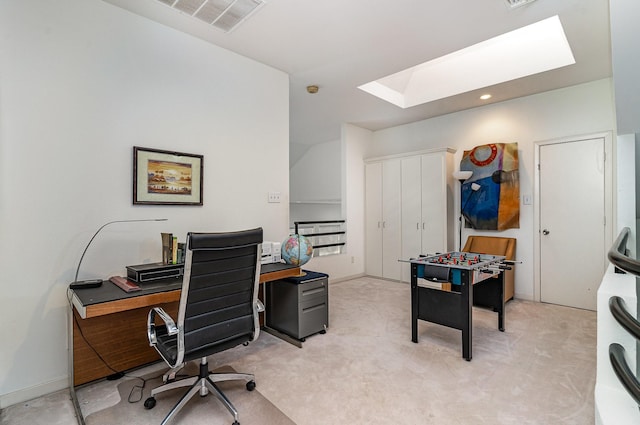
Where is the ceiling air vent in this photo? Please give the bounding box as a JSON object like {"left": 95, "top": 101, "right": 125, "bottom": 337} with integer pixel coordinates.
{"left": 504, "top": 0, "right": 537, "bottom": 9}
{"left": 156, "top": 0, "right": 266, "bottom": 33}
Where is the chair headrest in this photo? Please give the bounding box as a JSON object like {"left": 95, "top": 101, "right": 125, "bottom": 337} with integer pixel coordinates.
{"left": 188, "top": 228, "right": 263, "bottom": 250}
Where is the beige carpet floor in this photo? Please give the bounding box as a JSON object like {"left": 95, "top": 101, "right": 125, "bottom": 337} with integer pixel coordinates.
{"left": 1, "top": 276, "right": 597, "bottom": 425}
{"left": 84, "top": 365, "right": 294, "bottom": 425}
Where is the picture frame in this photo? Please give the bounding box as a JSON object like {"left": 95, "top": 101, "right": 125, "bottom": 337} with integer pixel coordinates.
{"left": 133, "top": 146, "right": 203, "bottom": 206}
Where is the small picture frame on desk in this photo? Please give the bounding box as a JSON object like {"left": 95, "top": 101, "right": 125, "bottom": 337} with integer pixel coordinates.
{"left": 133, "top": 146, "right": 203, "bottom": 205}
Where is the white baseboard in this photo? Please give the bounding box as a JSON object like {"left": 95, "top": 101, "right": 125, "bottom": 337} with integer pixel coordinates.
{"left": 329, "top": 272, "right": 365, "bottom": 284}
{"left": 513, "top": 291, "right": 534, "bottom": 302}
{"left": 0, "top": 376, "right": 68, "bottom": 409}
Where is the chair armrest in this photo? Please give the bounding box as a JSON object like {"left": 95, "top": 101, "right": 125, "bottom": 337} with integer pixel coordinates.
{"left": 147, "top": 307, "right": 178, "bottom": 346}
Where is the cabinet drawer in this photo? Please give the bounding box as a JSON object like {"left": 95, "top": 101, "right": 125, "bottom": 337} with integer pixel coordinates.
{"left": 299, "top": 298, "right": 328, "bottom": 338}
{"left": 299, "top": 278, "right": 328, "bottom": 302}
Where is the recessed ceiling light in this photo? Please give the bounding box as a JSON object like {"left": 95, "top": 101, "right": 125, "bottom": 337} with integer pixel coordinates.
{"left": 480, "top": 94, "right": 492, "bottom": 100}
{"left": 358, "top": 15, "right": 575, "bottom": 108}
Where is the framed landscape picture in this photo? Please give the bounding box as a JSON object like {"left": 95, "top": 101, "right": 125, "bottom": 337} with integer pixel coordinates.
{"left": 133, "top": 146, "right": 203, "bottom": 205}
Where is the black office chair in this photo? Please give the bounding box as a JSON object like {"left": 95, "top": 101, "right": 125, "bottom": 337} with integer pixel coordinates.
{"left": 144, "top": 228, "right": 264, "bottom": 425}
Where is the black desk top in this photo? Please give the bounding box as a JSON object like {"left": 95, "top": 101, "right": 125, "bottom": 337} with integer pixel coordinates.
{"left": 72, "top": 262, "right": 297, "bottom": 307}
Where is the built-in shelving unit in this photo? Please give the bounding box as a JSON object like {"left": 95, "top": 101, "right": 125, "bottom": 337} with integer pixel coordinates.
{"left": 293, "top": 220, "right": 346, "bottom": 257}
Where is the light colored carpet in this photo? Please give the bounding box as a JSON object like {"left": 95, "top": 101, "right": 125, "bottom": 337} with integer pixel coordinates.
{"left": 1, "top": 276, "right": 597, "bottom": 425}
{"left": 225, "top": 276, "right": 597, "bottom": 425}
{"left": 84, "top": 365, "right": 294, "bottom": 425}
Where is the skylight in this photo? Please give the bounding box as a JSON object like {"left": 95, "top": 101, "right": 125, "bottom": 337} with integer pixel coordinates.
{"left": 358, "top": 15, "right": 575, "bottom": 108}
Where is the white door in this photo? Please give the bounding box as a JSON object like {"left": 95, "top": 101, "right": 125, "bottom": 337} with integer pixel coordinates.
{"left": 421, "top": 153, "right": 447, "bottom": 256}
{"left": 401, "top": 156, "right": 422, "bottom": 282}
{"left": 365, "top": 163, "right": 383, "bottom": 277}
{"left": 382, "top": 159, "right": 402, "bottom": 280}
{"left": 539, "top": 137, "right": 606, "bottom": 310}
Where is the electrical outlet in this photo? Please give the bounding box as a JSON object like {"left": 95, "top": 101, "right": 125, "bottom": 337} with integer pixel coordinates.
{"left": 268, "top": 192, "right": 281, "bottom": 203}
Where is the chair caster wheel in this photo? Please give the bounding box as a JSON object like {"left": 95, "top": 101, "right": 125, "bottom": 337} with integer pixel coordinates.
{"left": 300, "top": 337, "right": 306, "bottom": 342}
{"left": 144, "top": 397, "right": 156, "bottom": 409}
{"left": 232, "top": 421, "right": 240, "bottom": 425}
{"left": 319, "top": 329, "right": 326, "bottom": 334}
{"left": 246, "top": 380, "right": 256, "bottom": 391}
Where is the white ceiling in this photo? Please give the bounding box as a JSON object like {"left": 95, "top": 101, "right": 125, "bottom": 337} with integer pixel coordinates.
{"left": 104, "top": 0, "right": 612, "bottom": 150}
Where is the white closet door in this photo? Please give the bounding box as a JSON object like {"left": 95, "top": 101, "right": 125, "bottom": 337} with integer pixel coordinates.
{"left": 382, "top": 159, "right": 402, "bottom": 280}
{"left": 401, "top": 156, "right": 422, "bottom": 282}
{"left": 421, "top": 153, "right": 447, "bottom": 255}
{"left": 539, "top": 137, "right": 606, "bottom": 310}
{"left": 365, "top": 163, "right": 383, "bottom": 277}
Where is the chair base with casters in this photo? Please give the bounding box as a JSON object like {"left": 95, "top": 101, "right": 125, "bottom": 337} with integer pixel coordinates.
{"left": 144, "top": 229, "right": 265, "bottom": 425}
{"left": 144, "top": 356, "right": 256, "bottom": 425}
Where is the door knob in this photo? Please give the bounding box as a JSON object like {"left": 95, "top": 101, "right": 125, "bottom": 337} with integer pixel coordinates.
{"left": 542, "top": 229, "right": 550, "bottom": 235}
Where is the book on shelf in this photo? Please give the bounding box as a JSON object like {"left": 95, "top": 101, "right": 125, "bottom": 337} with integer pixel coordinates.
{"left": 172, "top": 236, "right": 178, "bottom": 264}
{"left": 177, "top": 242, "right": 185, "bottom": 264}
{"left": 161, "top": 232, "right": 173, "bottom": 265}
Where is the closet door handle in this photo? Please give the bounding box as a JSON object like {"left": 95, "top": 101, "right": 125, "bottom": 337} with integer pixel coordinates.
{"left": 416, "top": 223, "right": 419, "bottom": 230}
{"left": 382, "top": 221, "right": 386, "bottom": 228}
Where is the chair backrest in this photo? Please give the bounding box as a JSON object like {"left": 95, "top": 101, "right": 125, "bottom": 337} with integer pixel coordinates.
{"left": 462, "top": 235, "right": 515, "bottom": 260}
{"left": 177, "top": 228, "right": 263, "bottom": 363}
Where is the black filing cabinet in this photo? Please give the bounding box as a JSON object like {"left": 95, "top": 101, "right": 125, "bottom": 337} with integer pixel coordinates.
{"left": 265, "top": 270, "right": 329, "bottom": 341}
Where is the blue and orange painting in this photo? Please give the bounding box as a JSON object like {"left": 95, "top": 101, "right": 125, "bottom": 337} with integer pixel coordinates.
{"left": 460, "top": 143, "right": 519, "bottom": 230}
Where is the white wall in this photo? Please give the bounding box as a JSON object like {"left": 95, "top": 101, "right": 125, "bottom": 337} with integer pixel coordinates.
{"left": 290, "top": 139, "right": 341, "bottom": 202}
{"left": 616, "top": 134, "right": 636, "bottom": 257}
{"left": 362, "top": 79, "right": 616, "bottom": 300}
{"left": 0, "top": 0, "right": 289, "bottom": 405}
{"left": 303, "top": 124, "right": 369, "bottom": 282}
{"left": 610, "top": 0, "right": 640, "bottom": 135}
{"left": 290, "top": 139, "right": 341, "bottom": 226}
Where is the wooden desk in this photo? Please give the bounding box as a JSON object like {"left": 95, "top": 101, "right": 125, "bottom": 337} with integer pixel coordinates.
{"left": 69, "top": 263, "right": 300, "bottom": 386}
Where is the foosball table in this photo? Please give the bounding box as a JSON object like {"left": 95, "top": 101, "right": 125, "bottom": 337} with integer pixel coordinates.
{"left": 408, "top": 251, "right": 511, "bottom": 361}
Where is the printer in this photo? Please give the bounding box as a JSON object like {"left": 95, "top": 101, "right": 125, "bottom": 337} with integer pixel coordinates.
{"left": 261, "top": 241, "right": 282, "bottom": 264}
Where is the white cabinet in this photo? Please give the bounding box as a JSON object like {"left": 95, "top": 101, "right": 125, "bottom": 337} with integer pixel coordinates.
{"left": 365, "top": 160, "right": 402, "bottom": 280}
{"left": 366, "top": 148, "right": 454, "bottom": 282}
{"left": 400, "top": 151, "right": 454, "bottom": 282}
{"left": 365, "top": 162, "right": 383, "bottom": 277}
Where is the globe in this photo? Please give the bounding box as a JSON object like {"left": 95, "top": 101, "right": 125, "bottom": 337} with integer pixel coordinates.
{"left": 281, "top": 234, "right": 313, "bottom": 267}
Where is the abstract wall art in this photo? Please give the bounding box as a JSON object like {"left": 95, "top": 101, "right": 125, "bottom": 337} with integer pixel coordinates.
{"left": 460, "top": 143, "right": 520, "bottom": 230}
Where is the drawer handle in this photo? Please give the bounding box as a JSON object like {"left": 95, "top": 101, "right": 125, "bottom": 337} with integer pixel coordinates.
{"left": 302, "top": 288, "right": 325, "bottom": 297}
{"left": 302, "top": 304, "right": 325, "bottom": 313}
